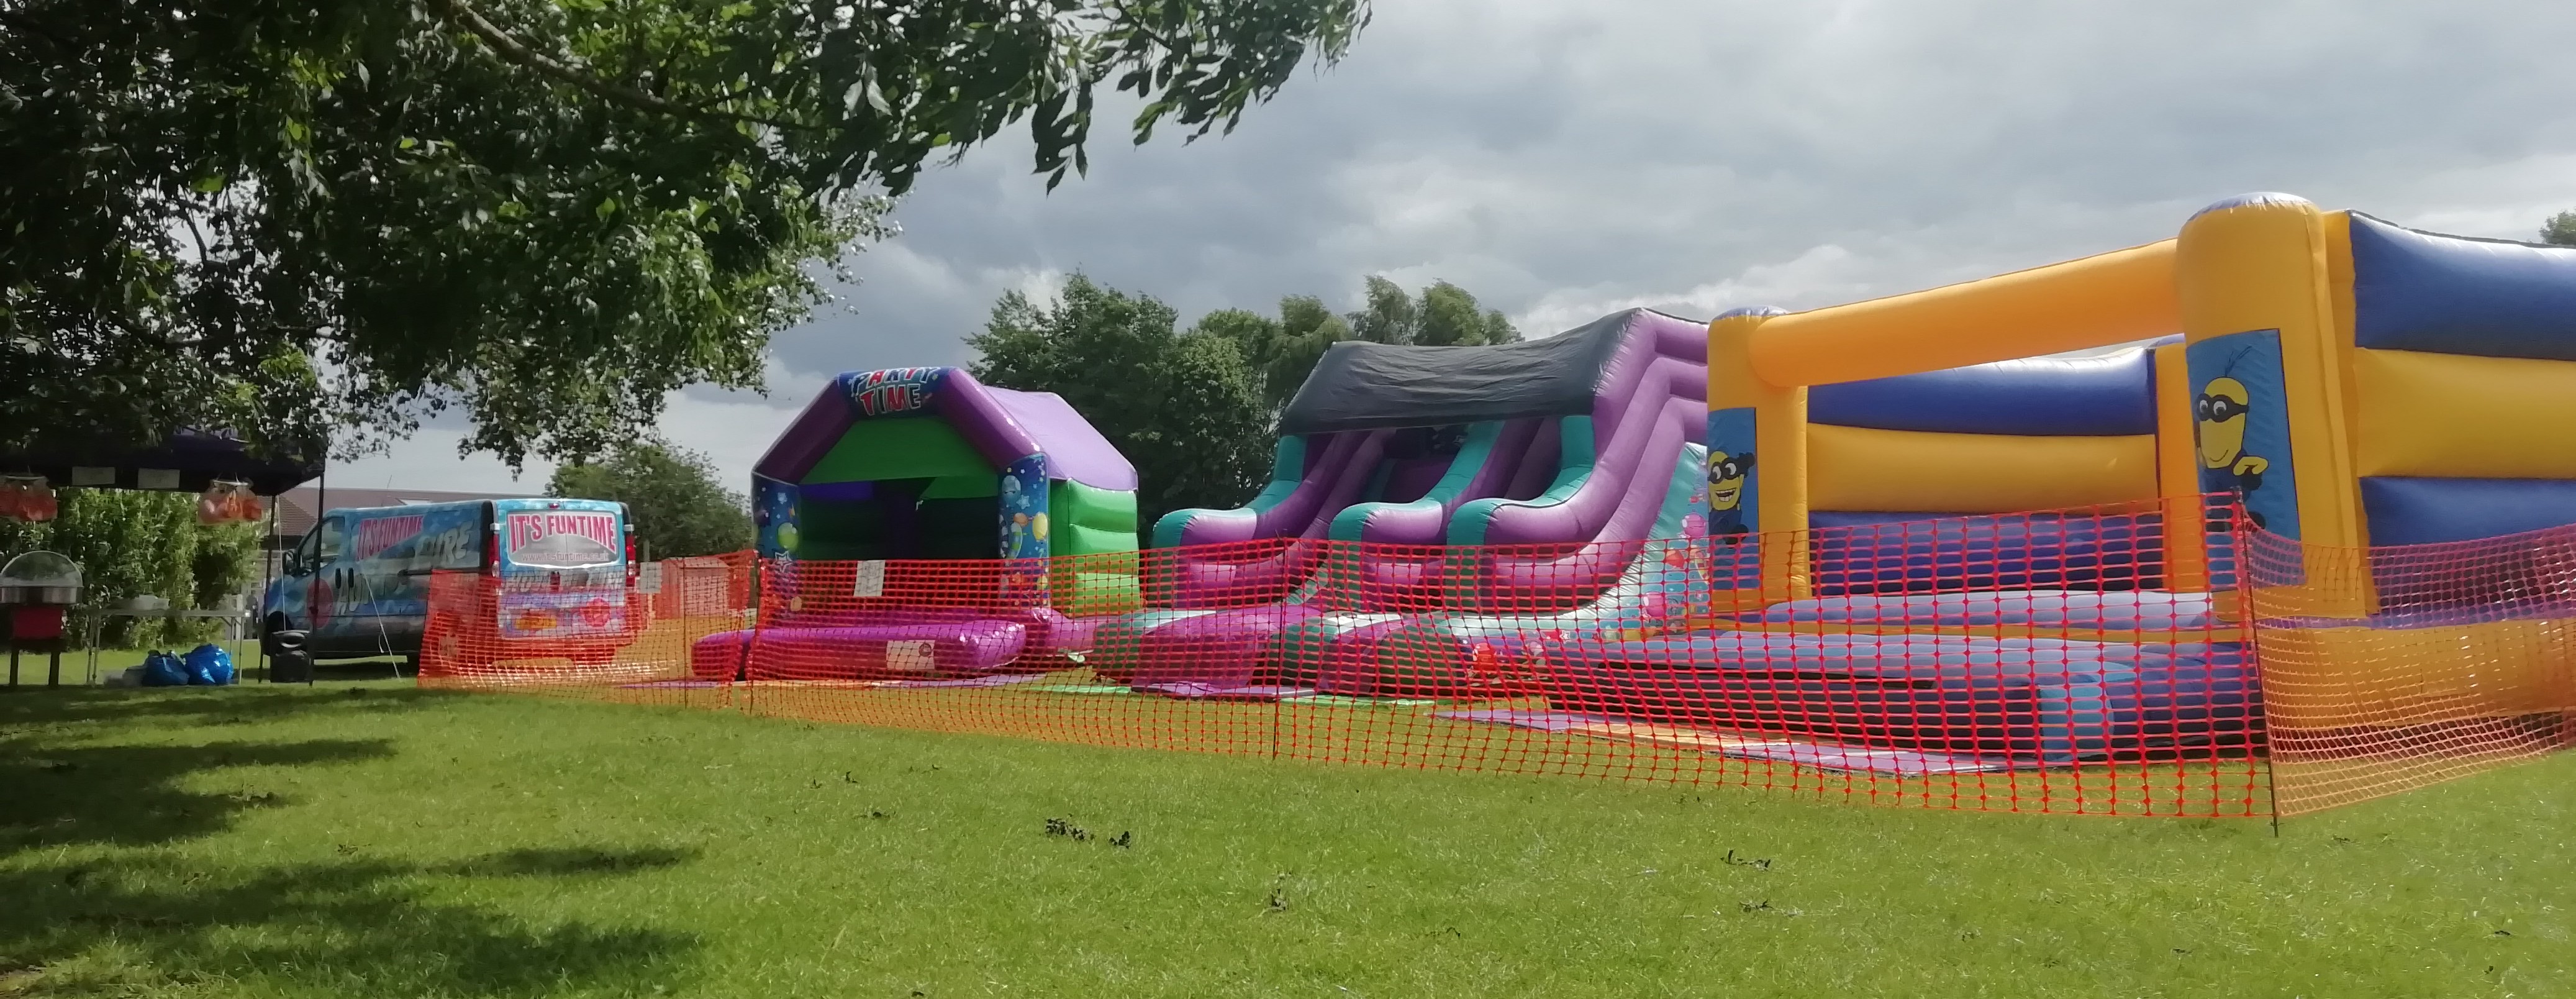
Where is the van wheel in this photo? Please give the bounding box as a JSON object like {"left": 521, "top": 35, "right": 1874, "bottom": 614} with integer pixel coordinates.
{"left": 261, "top": 613, "right": 294, "bottom": 654}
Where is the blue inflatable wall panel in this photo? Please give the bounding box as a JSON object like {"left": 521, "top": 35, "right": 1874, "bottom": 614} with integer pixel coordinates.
{"left": 2359, "top": 476, "right": 2576, "bottom": 547}
{"left": 2349, "top": 214, "right": 2576, "bottom": 362}
{"left": 1807, "top": 345, "right": 2167, "bottom": 437}
{"left": 1807, "top": 511, "right": 2164, "bottom": 596}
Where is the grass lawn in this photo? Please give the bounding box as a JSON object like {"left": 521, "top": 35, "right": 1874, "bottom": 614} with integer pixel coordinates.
{"left": 2, "top": 681, "right": 2570, "bottom": 998}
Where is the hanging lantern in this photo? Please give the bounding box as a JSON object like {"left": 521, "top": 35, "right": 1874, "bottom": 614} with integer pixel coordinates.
{"left": 0, "top": 475, "right": 55, "bottom": 523}
{"left": 197, "top": 479, "right": 261, "bottom": 524}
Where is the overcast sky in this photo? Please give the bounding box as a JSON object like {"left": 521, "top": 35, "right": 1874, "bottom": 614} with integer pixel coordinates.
{"left": 334, "top": 0, "right": 2576, "bottom": 495}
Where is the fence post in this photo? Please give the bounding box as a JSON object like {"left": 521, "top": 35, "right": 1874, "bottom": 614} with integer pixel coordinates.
{"left": 2222, "top": 494, "right": 2284, "bottom": 833}
{"left": 730, "top": 555, "right": 766, "bottom": 714}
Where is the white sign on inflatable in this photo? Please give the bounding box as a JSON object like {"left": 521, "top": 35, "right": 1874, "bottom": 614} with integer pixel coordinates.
{"left": 886, "top": 640, "right": 935, "bottom": 673}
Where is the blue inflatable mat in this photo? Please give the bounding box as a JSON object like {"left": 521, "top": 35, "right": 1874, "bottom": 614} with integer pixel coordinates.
{"left": 1540, "top": 631, "right": 2254, "bottom": 764}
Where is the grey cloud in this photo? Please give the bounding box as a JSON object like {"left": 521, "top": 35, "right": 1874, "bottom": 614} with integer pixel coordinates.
{"left": 360, "top": 0, "right": 2576, "bottom": 491}
{"left": 793, "top": 1, "right": 2576, "bottom": 357}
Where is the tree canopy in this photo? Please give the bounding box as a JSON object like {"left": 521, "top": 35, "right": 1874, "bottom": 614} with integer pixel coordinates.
{"left": 968, "top": 274, "right": 1522, "bottom": 527}
{"left": 1, "top": 0, "right": 1371, "bottom": 468}
{"left": 1197, "top": 276, "right": 1520, "bottom": 414}
{"left": 968, "top": 275, "right": 1272, "bottom": 528}
{"left": 546, "top": 440, "right": 751, "bottom": 558}
{"left": 2544, "top": 210, "right": 2576, "bottom": 247}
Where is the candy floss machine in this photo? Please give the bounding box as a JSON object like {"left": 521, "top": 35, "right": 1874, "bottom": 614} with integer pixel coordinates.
{"left": 2, "top": 550, "right": 79, "bottom": 687}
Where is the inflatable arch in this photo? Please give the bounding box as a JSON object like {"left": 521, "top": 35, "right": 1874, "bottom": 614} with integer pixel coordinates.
{"left": 752, "top": 367, "right": 1139, "bottom": 564}
{"left": 1711, "top": 194, "right": 2576, "bottom": 603}
{"left": 1705, "top": 193, "right": 2576, "bottom": 732}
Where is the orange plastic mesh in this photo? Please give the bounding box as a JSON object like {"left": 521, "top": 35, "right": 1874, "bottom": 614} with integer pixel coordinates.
{"left": 415, "top": 500, "right": 2316, "bottom": 818}
{"left": 2245, "top": 524, "right": 2576, "bottom": 815}
{"left": 419, "top": 552, "right": 755, "bottom": 712}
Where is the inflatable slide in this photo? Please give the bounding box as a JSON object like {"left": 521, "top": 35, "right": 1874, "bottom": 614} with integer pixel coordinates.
{"left": 1094, "top": 308, "right": 1710, "bottom": 693}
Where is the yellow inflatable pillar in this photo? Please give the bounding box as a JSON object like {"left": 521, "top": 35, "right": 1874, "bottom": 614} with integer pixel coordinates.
{"left": 2153, "top": 343, "right": 2212, "bottom": 592}
{"left": 1707, "top": 308, "right": 1809, "bottom": 605}
{"left": 2174, "top": 193, "right": 2370, "bottom": 616}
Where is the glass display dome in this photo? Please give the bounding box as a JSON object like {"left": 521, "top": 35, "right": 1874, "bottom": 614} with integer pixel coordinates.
{"left": 0, "top": 550, "right": 81, "bottom": 604}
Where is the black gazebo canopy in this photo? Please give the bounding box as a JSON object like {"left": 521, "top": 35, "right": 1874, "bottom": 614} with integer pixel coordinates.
{"left": 4, "top": 429, "right": 323, "bottom": 496}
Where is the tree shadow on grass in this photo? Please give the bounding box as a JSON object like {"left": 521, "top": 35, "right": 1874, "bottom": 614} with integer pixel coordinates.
{"left": 0, "top": 684, "right": 470, "bottom": 855}
{"left": 0, "top": 683, "right": 454, "bottom": 732}
{"left": 1, "top": 737, "right": 399, "bottom": 854}
{"left": 1, "top": 687, "right": 707, "bottom": 994}
{"left": 0, "top": 846, "right": 702, "bottom": 997}
{"left": 438, "top": 846, "right": 702, "bottom": 878}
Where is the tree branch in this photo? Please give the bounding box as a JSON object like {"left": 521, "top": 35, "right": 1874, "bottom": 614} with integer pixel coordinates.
{"left": 93, "top": 308, "right": 207, "bottom": 350}
{"left": 0, "top": 9, "right": 74, "bottom": 53}
{"left": 428, "top": 0, "right": 696, "bottom": 114}
{"left": 425, "top": 0, "right": 814, "bottom": 130}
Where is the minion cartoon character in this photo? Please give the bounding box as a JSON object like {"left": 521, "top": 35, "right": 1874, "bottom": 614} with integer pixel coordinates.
{"left": 1707, "top": 452, "right": 1754, "bottom": 541}
{"left": 2197, "top": 376, "right": 2270, "bottom": 529}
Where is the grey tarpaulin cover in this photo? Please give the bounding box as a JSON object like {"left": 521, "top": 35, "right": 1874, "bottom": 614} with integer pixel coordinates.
{"left": 1276, "top": 310, "right": 1638, "bottom": 434}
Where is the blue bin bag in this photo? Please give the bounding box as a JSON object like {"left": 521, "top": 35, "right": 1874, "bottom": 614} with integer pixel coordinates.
{"left": 140, "top": 650, "right": 190, "bottom": 687}
{"left": 183, "top": 643, "right": 236, "bottom": 685}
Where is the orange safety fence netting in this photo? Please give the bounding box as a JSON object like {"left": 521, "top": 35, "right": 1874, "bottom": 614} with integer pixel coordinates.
{"left": 410, "top": 500, "right": 2576, "bottom": 819}
{"left": 419, "top": 551, "right": 755, "bottom": 712}
{"left": 2244, "top": 523, "right": 2576, "bottom": 815}
{"left": 419, "top": 500, "right": 2323, "bottom": 818}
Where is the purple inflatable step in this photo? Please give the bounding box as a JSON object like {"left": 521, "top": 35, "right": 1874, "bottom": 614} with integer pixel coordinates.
{"left": 1121, "top": 604, "right": 1327, "bottom": 689}
{"left": 691, "top": 619, "right": 1031, "bottom": 680}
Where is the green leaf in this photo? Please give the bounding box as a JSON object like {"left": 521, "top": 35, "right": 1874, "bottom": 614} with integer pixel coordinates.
{"left": 3, "top": 0, "right": 1367, "bottom": 467}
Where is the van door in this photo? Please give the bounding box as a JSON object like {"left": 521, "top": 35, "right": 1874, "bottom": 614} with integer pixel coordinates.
{"left": 349, "top": 507, "right": 458, "bottom": 654}
{"left": 307, "top": 515, "right": 351, "bottom": 644}
{"left": 265, "top": 524, "right": 324, "bottom": 635}
{"left": 494, "top": 503, "right": 630, "bottom": 640}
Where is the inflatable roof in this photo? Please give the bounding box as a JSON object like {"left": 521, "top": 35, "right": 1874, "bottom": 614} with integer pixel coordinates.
{"left": 757, "top": 367, "right": 1135, "bottom": 491}
{"left": 1277, "top": 313, "right": 1636, "bottom": 434}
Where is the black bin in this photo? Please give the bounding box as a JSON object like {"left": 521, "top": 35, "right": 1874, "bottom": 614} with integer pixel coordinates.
{"left": 267, "top": 629, "right": 314, "bottom": 684}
